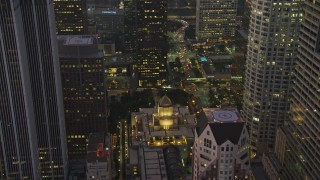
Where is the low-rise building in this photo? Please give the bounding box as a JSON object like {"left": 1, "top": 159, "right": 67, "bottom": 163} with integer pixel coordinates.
{"left": 128, "top": 95, "right": 196, "bottom": 179}
{"left": 86, "top": 133, "right": 112, "bottom": 180}
{"left": 129, "top": 147, "right": 168, "bottom": 180}
{"left": 193, "top": 108, "right": 251, "bottom": 180}
{"left": 131, "top": 95, "right": 196, "bottom": 147}
{"left": 128, "top": 145, "right": 190, "bottom": 180}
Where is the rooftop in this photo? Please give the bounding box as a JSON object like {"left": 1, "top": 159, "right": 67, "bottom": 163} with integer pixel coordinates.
{"left": 196, "top": 108, "right": 245, "bottom": 144}
{"left": 131, "top": 105, "right": 196, "bottom": 147}
{"left": 57, "top": 35, "right": 103, "bottom": 58}
{"left": 140, "top": 147, "right": 168, "bottom": 180}
{"left": 86, "top": 133, "right": 110, "bottom": 163}
{"left": 58, "top": 35, "right": 95, "bottom": 46}
{"left": 158, "top": 95, "right": 173, "bottom": 107}
{"left": 209, "top": 122, "right": 245, "bottom": 145}
{"left": 202, "top": 108, "right": 242, "bottom": 123}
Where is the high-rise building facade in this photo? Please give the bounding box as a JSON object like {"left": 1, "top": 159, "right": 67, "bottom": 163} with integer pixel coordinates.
{"left": 93, "top": 8, "right": 124, "bottom": 35}
{"left": 88, "top": 0, "right": 121, "bottom": 8}
{"left": 58, "top": 35, "right": 108, "bottom": 159}
{"left": 0, "top": 0, "right": 68, "bottom": 179}
{"left": 124, "top": 0, "right": 137, "bottom": 53}
{"left": 196, "top": 0, "right": 237, "bottom": 42}
{"left": 282, "top": 0, "right": 320, "bottom": 178}
{"left": 236, "top": 0, "right": 246, "bottom": 28}
{"left": 242, "top": 0, "right": 304, "bottom": 154}
{"left": 136, "top": 0, "right": 168, "bottom": 87}
{"left": 53, "top": 0, "right": 87, "bottom": 35}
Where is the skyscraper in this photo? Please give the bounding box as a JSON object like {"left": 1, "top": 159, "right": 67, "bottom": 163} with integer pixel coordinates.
{"left": 58, "top": 35, "right": 108, "bottom": 159}
{"left": 282, "top": 0, "right": 320, "bottom": 178}
{"left": 124, "top": 0, "right": 137, "bottom": 53}
{"left": 196, "top": 0, "right": 237, "bottom": 42}
{"left": 136, "top": 0, "right": 168, "bottom": 87}
{"left": 0, "top": 0, "right": 68, "bottom": 179}
{"left": 242, "top": 0, "right": 303, "bottom": 154}
{"left": 53, "top": 0, "right": 87, "bottom": 35}
{"left": 89, "top": 0, "right": 121, "bottom": 8}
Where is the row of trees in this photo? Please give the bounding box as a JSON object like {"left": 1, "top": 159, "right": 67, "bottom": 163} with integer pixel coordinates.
{"left": 108, "top": 90, "right": 155, "bottom": 134}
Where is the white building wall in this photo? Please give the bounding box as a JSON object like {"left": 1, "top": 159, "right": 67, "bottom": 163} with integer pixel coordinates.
{"left": 86, "top": 161, "right": 108, "bottom": 180}
{"left": 218, "top": 141, "right": 236, "bottom": 179}
{"left": 193, "top": 124, "right": 250, "bottom": 180}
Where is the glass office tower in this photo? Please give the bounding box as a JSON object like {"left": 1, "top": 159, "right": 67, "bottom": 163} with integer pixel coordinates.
{"left": 283, "top": 0, "right": 320, "bottom": 179}
{"left": 242, "top": 0, "right": 303, "bottom": 154}
{"left": 0, "top": 0, "right": 68, "bottom": 179}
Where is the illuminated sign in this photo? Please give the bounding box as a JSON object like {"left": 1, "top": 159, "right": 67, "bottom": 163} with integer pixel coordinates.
{"left": 102, "top": 10, "right": 117, "bottom": 14}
